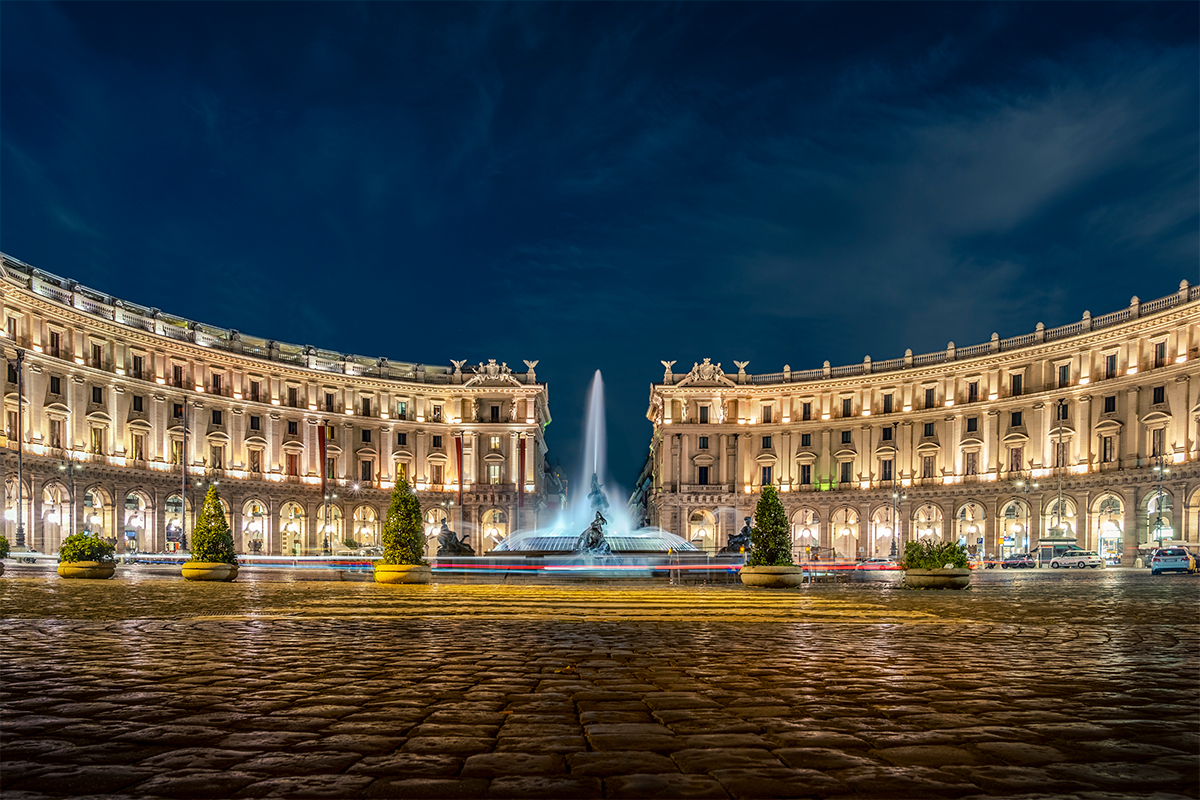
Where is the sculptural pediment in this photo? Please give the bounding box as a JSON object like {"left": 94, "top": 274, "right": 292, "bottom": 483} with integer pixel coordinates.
{"left": 676, "top": 358, "right": 736, "bottom": 387}
{"left": 463, "top": 359, "right": 523, "bottom": 387}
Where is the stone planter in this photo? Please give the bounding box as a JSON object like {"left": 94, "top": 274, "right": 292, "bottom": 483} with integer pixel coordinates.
{"left": 374, "top": 563, "right": 432, "bottom": 584}
{"left": 904, "top": 568, "right": 971, "bottom": 589}
{"left": 739, "top": 565, "right": 806, "bottom": 588}
{"left": 181, "top": 562, "right": 239, "bottom": 582}
{"left": 57, "top": 561, "right": 116, "bottom": 580}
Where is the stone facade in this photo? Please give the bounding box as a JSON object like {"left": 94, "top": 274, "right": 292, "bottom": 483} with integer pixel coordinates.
{"left": 641, "top": 284, "right": 1200, "bottom": 564}
{"left": 0, "top": 252, "right": 554, "bottom": 557}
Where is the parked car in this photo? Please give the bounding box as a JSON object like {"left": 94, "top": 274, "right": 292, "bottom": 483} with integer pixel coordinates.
{"left": 1050, "top": 550, "right": 1104, "bottom": 569}
{"left": 856, "top": 557, "right": 899, "bottom": 570}
{"left": 1001, "top": 553, "right": 1035, "bottom": 569}
{"left": 1149, "top": 547, "right": 1197, "bottom": 576}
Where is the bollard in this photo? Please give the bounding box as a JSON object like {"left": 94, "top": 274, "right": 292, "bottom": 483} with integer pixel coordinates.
{"left": 1134, "top": 557, "right": 1143, "bottom": 569}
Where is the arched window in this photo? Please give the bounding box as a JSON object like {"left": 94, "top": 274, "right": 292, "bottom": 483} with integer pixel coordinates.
{"left": 41, "top": 483, "right": 71, "bottom": 554}
{"left": 481, "top": 509, "right": 507, "bottom": 553}
{"left": 688, "top": 509, "right": 716, "bottom": 553}
{"left": 243, "top": 500, "right": 267, "bottom": 553}
{"left": 956, "top": 501, "right": 986, "bottom": 550}
{"left": 870, "top": 505, "right": 898, "bottom": 559}
{"left": 315, "top": 504, "right": 343, "bottom": 553}
{"left": 912, "top": 503, "right": 944, "bottom": 542}
{"left": 352, "top": 505, "right": 379, "bottom": 548}
{"left": 124, "top": 491, "right": 151, "bottom": 554}
{"left": 280, "top": 501, "right": 306, "bottom": 556}
{"left": 831, "top": 507, "right": 859, "bottom": 560}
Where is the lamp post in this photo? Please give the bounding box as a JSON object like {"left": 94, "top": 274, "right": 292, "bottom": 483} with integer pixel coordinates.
{"left": 9, "top": 348, "right": 26, "bottom": 548}
{"left": 1014, "top": 472, "right": 1039, "bottom": 556}
{"left": 1151, "top": 454, "right": 1170, "bottom": 544}
{"left": 890, "top": 422, "right": 903, "bottom": 559}
{"left": 58, "top": 453, "right": 83, "bottom": 538}
{"left": 1053, "top": 397, "right": 1066, "bottom": 535}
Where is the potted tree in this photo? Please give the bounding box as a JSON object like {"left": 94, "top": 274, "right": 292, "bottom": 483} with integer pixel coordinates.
{"left": 181, "top": 486, "right": 239, "bottom": 582}
{"left": 901, "top": 539, "right": 971, "bottom": 589}
{"left": 0, "top": 535, "right": 10, "bottom": 576}
{"left": 739, "top": 485, "right": 805, "bottom": 588}
{"left": 57, "top": 531, "right": 117, "bottom": 579}
{"left": 375, "top": 477, "right": 431, "bottom": 584}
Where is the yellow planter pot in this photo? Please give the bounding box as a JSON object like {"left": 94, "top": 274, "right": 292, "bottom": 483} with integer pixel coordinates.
{"left": 57, "top": 561, "right": 116, "bottom": 580}
{"left": 374, "top": 563, "right": 432, "bottom": 584}
{"left": 181, "top": 562, "right": 239, "bottom": 582}
{"left": 739, "top": 565, "right": 806, "bottom": 588}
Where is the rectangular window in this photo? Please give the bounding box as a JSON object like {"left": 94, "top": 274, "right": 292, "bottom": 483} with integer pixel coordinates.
{"left": 839, "top": 461, "right": 852, "bottom": 484}
{"left": 325, "top": 425, "right": 335, "bottom": 442}
{"left": 968, "top": 381, "right": 979, "bottom": 403}
{"left": 50, "top": 375, "right": 61, "bottom": 395}
{"left": 286, "top": 452, "right": 299, "bottom": 476}
{"left": 1154, "top": 341, "right": 1167, "bottom": 368}
{"left": 1058, "top": 364, "right": 1070, "bottom": 388}
{"left": 699, "top": 406, "right": 709, "bottom": 424}
{"left": 361, "top": 428, "right": 371, "bottom": 443}
{"left": 1152, "top": 385, "right": 1165, "bottom": 405}
{"left": 1103, "top": 395, "right": 1117, "bottom": 413}
{"left": 883, "top": 394, "right": 893, "bottom": 414}
{"left": 210, "top": 445, "right": 224, "bottom": 470}
{"left": 249, "top": 380, "right": 261, "bottom": 402}
{"left": 6, "top": 317, "right": 15, "bottom": 339}
{"left": 966, "top": 416, "right": 978, "bottom": 433}
{"left": 762, "top": 436, "right": 772, "bottom": 449}
{"left": 432, "top": 435, "right": 443, "bottom": 449}
{"left": 841, "top": 398, "right": 852, "bottom": 417}
{"left": 173, "top": 364, "right": 184, "bottom": 388}
{"left": 432, "top": 404, "right": 443, "bottom": 422}
{"left": 488, "top": 464, "right": 501, "bottom": 484}
{"left": 360, "top": 459, "right": 373, "bottom": 482}
{"left": 325, "top": 392, "right": 336, "bottom": 412}
{"left": 171, "top": 439, "right": 183, "bottom": 465}
{"left": 48, "top": 330, "right": 61, "bottom": 357}
{"left": 132, "top": 395, "right": 144, "bottom": 413}
{"left": 90, "top": 427, "right": 104, "bottom": 455}
{"left": 396, "top": 462, "right": 408, "bottom": 482}
{"left": 923, "top": 422, "right": 935, "bottom": 437}
{"left": 6, "top": 410, "right": 16, "bottom": 440}
{"left": 249, "top": 449, "right": 262, "bottom": 473}
{"left": 1053, "top": 441, "right": 1068, "bottom": 468}
{"left": 361, "top": 397, "right": 371, "bottom": 416}
{"left": 761, "top": 465, "right": 773, "bottom": 486}
{"left": 697, "top": 466, "right": 709, "bottom": 486}
{"left": 1105, "top": 354, "right": 1117, "bottom": 379}
{"left": 489, "top": 435, "right": 500, "bottom": 450}
{"left": 881, "top": 459, "right": 893, "bottom": 481}
{"left": 287, "top": 420, "right": 298, "bottom": 435}
{"left": 48, "top": 418, "right": 63, "bottom": 448}
{"left": 397, "top": 400, "right": 407, "bottom": 420}
{"left": 965, "top": 452, "right": 978, "bottom": 476}
{"left": 173, "top": 402, "right": 184, "bottom": 419}
{"left": 881, "top": 427, "right": 893, "bottom": 442}
{"left": 91, "top": 342, "right": 102, "bottom": 367}
{"left": 431, "top": 464, "right": 444, "bottom": 484}
{"left": 799, "top": 463, "right": 812, "bottom": 485}
{"left": 762, "top": 405, "right": 773, "bottom": 424}
{"left": 1009, "top": 446, "right": 1023, "bottom": 472}
{"left": 211, "top": 373, "right": 223, "bottom": 395}
{"left": 91, "top": 386, "right": 103, "bottom": 404}
{"left": 802, "top": 402, "right": 812, "bottom": 421}
{"left": 131, "top": 433, "right": 145, "bottom": 461}
{"left": 1057, "top": 402, "right": 1069, "bottom": 421}
{"left": 491, "top": 405, "right": 500, "bottom": 422}
{"left": 1151, "top": 428, "right": 1164, "bottom": 457}
{"left": 287, "top": 386, "right": 299, "bottom": 408}
{"left": 1011, "top": 411, "right": 1023, "bottom": 428}
{"left": 1011, "top": 374, "right": 1023, "bottom": 396}
{"left": 924, "top": 387, "right": 936, "bottom": 408}
{"left": 398, "top": 432, "right": 407, "bottom": 446}
{"left": 698, "top": 436, "right": 709, "bottom": 450}
{"left": 250, "top": 415, "right": 260, "bottom": 431}
{"left": 6, "top": 363, "right": 14, "bottom": 384}
{"left": 211, "top": 409, "right": 223, "bottom": 426}
{"left": 1101, "top": 436, "right": 1114, "bottom": 463}
{"left": 922, "top": 455, "right": 935, "bottom": 479}
{"left": 800, "top": 433, "right": 811, "bottom": 447}
{"left": 841, "top": 430, "right": 852, "bottom": 444}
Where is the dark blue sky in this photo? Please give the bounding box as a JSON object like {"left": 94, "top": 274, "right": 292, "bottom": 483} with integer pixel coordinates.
{"left": 3, "top": 2, "right": 1197, "bottom": 490}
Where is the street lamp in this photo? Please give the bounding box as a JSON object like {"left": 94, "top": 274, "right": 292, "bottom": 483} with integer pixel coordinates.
{"left": 1151, "top": 455, "right": 1170, "bottom": 544}
{"left": 58, "top": 454, "right": 84, "bottom": 538}
{"left": 1014, "top": 473, "right": 1038, "bottom": 556}
{"left": 8, "top": 348, "right": 25, "bottom": 548}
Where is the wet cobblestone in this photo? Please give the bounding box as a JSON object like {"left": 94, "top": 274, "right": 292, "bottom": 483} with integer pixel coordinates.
{"left": 1, "top": 569, "right": 1197, "bottom": 798}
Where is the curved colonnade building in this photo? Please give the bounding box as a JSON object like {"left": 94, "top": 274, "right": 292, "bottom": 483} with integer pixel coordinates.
{"left": 640, "top": 283, "right": 1199, "bottom": 564}
{"left": 1, "top": 253, "right": 556, "bottom": 557}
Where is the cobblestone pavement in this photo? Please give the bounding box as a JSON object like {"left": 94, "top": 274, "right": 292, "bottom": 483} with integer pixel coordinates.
{"left": 1, "top": 569, "right": 1197, "bottom": 799}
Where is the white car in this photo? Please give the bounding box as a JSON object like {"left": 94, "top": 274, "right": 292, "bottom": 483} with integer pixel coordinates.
{"left": 1050, "top": 550, "right": 1104, "bottom": 569}
{"left": 856, "top": 557, "right": 899, "bottom": 570}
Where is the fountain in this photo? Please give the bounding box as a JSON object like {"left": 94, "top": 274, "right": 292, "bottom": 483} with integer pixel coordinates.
{"left": 492, "top": 370, "right": 697, "bottom": 558}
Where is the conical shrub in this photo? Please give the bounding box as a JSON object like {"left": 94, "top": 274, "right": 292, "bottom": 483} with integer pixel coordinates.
{"left": 381, "top": 477, "right": 425, "bottom": 565}
{"left": 190, "top": 485, "right": 237, "bottom": 565}
{"left": 747, "top": 484, "right": 793, "bottom": 566}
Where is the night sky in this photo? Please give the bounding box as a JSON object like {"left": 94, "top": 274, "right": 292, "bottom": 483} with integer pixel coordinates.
{"left": 2, "top": 2, "right": 1197, "bottom": 494}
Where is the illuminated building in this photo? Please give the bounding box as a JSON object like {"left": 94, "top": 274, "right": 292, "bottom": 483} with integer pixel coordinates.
{"left": 641, "top": 283, "right": 1199, "bottom": 564}
{"left": 1, "top": 253, "right": 550, "bottom": 556}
